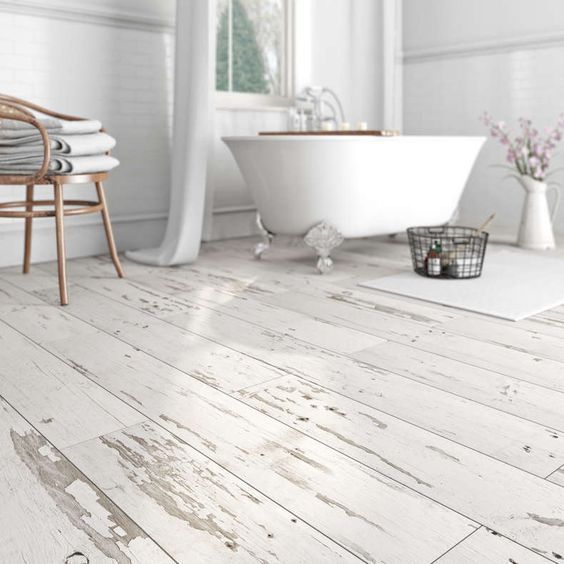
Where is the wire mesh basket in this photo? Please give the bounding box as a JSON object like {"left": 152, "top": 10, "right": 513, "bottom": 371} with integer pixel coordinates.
{"left": 407, "top": 226, "right": 489, "bottom": 279}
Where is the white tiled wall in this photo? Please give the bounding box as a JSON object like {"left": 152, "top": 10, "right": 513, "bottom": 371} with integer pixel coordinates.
{"left": 403, "top": 0, "right": 564, "bottom": 235}
{"left": 0, "top": 4, "right": 174, "bottom": 266}
{"left": 205, "top": 108, "right": 286, "bottom": 241}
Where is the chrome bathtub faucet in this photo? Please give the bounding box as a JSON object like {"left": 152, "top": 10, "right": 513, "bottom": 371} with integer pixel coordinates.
{"left": 296, "top": 86, "right": 346, "bottom": 131}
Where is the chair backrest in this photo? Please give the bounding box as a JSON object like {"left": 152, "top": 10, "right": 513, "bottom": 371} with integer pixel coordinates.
{"left": 0, "top": 94, "right": 85, "bottom": 122}
{"left": 0, "top": 95, "right": 93, "bottom": 185}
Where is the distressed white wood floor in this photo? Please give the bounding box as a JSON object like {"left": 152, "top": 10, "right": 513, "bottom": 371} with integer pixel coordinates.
{"left": 1, "top": 235, "right": 564, "bottom": 563}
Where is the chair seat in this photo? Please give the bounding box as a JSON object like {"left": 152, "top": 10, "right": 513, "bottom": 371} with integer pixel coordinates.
{"left": 0, "top": 172, "right": 108, "bottom": 185}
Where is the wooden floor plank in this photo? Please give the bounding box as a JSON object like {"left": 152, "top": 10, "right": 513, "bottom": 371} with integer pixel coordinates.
{"left": 547, "top": 466, "right": 564, "bottom": 487}
{"left": 354, "top": 341, "right": 564, "bottom": 431}
{"left": 7, "top": 287, "right": 287, "bottom": 394}
{"left": 0, "top": 277, "right": 45, "bottom": 305}
{"left": 434, "top": 527, "right": 555, "bottom": 563}
{"left": 30, "top": 279, "right": 564, "bottom": 478}
{"left": 64, "top": 421, "right": 360, "bottom": 563}
{"left": 0, "top": 304, "right": 479, "bottom": 563}
{"left": 0, "top": 268, "right": 60, "bottom": 295}
{"left": 260, "top": 288, "right": 432, "bottom": 342}
{"left": 235, "top": 374, "right": 564, "bottom": 561}
{"left": 440, "top": 317, "right": 564, "bottom": 364}
{"left": 406, "top": 332, "right": 564, "bottom": 394}
{"left": 0, "top": 396, "right": 174, "bottom": 564}
{"left": 0, "top": 320, "right": 144, "bottom": 448}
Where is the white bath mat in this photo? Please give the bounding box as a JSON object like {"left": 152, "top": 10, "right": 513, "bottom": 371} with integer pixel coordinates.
{"left": 359, "top": 250, "right": 564, "bottom": 321}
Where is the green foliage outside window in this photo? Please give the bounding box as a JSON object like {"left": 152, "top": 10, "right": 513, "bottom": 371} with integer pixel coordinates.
{"left": 216, "top": 0, "right": 269, "bottom": 94}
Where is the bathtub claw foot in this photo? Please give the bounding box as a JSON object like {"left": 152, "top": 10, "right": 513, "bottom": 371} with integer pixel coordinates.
{"left": 316, "top": 256, "right": 334, "bottom": 274}
{"left": 304, "top": 222, "right": 344, "bottom": 274}
{"left": 254, "top": 214, "right": 274, "bottom": 260}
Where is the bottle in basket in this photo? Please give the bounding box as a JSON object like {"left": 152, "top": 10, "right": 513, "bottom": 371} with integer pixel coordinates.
{"left": 426, "top": 240, "right": 442, "bottom": 276}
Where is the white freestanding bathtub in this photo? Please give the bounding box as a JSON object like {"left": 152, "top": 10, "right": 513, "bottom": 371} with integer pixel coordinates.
{"left": 223, "top": 135, "right": 486, "bottom": 272}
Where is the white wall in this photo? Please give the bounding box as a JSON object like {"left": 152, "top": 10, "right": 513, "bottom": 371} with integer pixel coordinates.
{"left": 205, "top": 107, "right": 286, "bottom": 241}
{"left": 404, "top": 0, "right": 564, "bottom": 234}
{"left": 309, "top": 0, "right": 384, "bottom": 128}
{"left": 0, "top": 0, "right": 175, "bottom": 267}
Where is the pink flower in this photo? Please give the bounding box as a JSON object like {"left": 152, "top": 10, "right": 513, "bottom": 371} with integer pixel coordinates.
{"left": 481, "top": 112, "right": 563, "bottom": 180}
{"left": 528, "top": 156, "right": 540, "bottom": 168}
{"left": 534, "top": 167, "right": 545, "bottom": 180}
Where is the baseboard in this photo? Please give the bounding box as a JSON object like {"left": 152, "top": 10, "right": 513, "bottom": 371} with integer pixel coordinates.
{"left": 204, "top": 206, "right": 259, "bottom": 241}
{"left": 0, "top": 212, "right": 167, "bottom": 268}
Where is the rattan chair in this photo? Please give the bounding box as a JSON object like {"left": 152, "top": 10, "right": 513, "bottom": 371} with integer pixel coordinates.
{"left": 0, "top": 95, "right": 124, "bottom": 305}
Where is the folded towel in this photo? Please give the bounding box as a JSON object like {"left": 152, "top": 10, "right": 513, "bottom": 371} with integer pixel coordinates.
{"left": 0, "top": 131, "right": 52, "bottom": 145}
{"left": 0, "top": 117, "right": 102, "bottom": 137}
{"left": 0, "top": 117, "right": 61, "bottom": 131}
{"left": 0, "top": 132, "right": 116, "bottom": 156}
{"left": 0, "top": 154, "right": 119, "bottom": 175}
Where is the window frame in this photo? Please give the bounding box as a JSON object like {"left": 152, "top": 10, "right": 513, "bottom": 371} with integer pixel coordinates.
{"left": 215, "top": 0, "right": 295, "bottom": 109}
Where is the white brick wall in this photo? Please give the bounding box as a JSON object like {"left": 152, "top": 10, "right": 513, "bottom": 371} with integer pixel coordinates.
{"left": 0, "top": 5, "right": 174, "bottom": 266}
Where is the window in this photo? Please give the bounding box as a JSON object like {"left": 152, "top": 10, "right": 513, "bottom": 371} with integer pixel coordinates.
{"left": 216, "top": 0, "right": 292, "bottom": 107}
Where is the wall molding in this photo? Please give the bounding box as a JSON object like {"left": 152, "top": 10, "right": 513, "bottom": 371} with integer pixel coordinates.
{"left": 404, "top": 31, "right": 564, "bottom": 64}
{"left": 0, "top": 0, "right": 174, "bottom": 32}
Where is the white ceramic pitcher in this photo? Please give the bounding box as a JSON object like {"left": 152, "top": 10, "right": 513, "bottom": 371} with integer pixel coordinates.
{"left": 515, "top": 175, "right": 560, "bottom": 250}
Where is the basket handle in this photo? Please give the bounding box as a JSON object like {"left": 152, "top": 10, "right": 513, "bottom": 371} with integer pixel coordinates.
{"left": 427, "top": 227, "right": 445, "bottom": 235}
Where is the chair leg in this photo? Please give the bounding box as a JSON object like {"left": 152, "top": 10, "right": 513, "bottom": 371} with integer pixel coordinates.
{"left": 53, "top": 182, "right": 68, "bottom": 306}
{"left": 95, "top": 181, "right": 124, "bottom": 278}
{"left": 23, "top": 184, "right": 34, "bottom": 274}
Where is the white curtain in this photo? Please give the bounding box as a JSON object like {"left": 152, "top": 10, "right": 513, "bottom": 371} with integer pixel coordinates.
{"left": 126, "top": 0, "right": 216, "bottom": 266}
